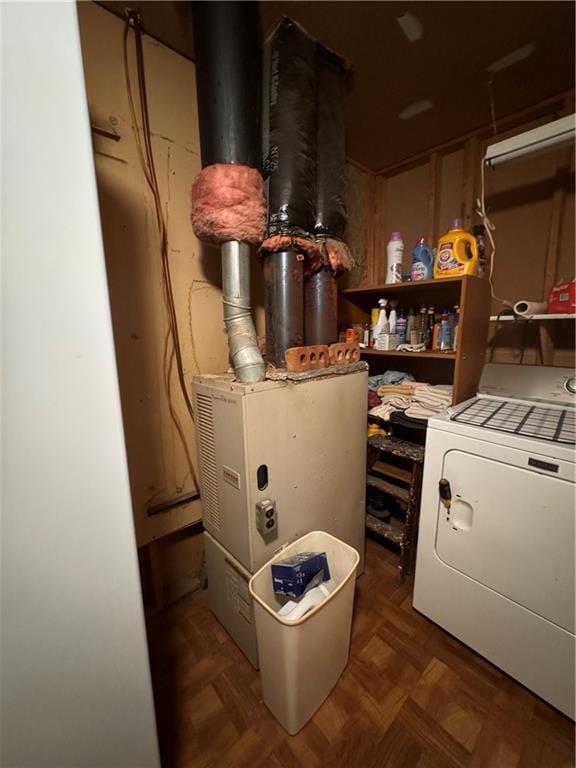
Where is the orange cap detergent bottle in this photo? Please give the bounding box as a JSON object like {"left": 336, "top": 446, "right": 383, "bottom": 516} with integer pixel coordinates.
{"left": 434, "top": 218, "right": 479, "bottom": 278}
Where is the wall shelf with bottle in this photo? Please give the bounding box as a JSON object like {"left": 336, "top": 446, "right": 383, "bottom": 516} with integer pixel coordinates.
{"left": 341, "top": 275, "right": 490, "bottom": 406}
{"left": 489, "top": 314, "right": 576, "bottom": 322}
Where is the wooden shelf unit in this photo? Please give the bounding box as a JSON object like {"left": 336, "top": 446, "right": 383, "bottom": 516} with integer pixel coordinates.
{"left": 366, "top": 435, "right": 425, "bottom": 583}
{"left": 341, "top": 275, "right": 491, "bottom": 405}
{"left": 361, "top": 349, "right": 456, "bottom": 360}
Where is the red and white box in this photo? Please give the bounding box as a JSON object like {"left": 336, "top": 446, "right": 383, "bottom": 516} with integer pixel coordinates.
{"left": 548, "top": 280, "right": 576, "bottom": 314}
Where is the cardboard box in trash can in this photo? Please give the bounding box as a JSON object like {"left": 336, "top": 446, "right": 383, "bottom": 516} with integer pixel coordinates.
{"left": 271, "top": 552, "right": 330, "bottom": 598}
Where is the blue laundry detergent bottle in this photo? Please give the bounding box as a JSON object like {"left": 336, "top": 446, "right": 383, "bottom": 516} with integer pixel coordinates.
{"left": 411, "top": 237, "right": 435, "bottom": 281}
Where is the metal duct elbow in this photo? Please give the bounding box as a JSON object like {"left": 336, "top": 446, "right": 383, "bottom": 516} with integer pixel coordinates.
{"left": 192, "top": 1, "right": 265, "bottom": 383}
{"left": 221, "top": 241, "right": 265, "bottom": 384}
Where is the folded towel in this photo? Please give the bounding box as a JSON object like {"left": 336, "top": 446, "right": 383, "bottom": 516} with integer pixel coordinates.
{"left": 412, "top": 384, "right": 452, "bottom": 405}
{"left": 404, "top": 403, "right": 439, "bottom": 419}
{"left": 413, "top": 393, "right": 452, "bottom": 409}
{"left": 413, "top": 384, "right": 452, "bottom": 396}
{"left": 369, "top": 397, "right": 411, "bottom": 421}
{"left": 406, "top": 384, "right": 452, "bottom": 417}
{"left": 370, "top": 382, "right": 451, "bottom": 421}
{"left": 377, "top": 383, "right": 418, "bottom": 398}
{"left": 372, "top": 404, "right": 396, "bottom": 421}
{"left": 396, "top": 343, "right": 426, "bottom": 353}
{"left": 368, "top": 370, "right": 415, "bottom": 391}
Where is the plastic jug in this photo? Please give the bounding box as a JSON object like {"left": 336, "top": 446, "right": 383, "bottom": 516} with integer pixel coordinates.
{"left": 411, "top": 238, "right": 435, "bottom": 281}
{"left": 434, "top": 219, "right": 479, "bottom": 278}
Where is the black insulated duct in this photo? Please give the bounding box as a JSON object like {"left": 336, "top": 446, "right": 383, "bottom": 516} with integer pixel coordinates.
{"left": 264, "top": 17, "right": 350, "bottom": 361}
{"left": 305, "top": 49, "right": 348, "bottom": 345}
{"left": 193, "top": 1, "right": 261, "bottom": 169}
{"left": 263, "top": 18, "right": 315, "bottom": 366}
{"left": 314, "top": 50, "right": 347, "bottom": 241}
{"left": 304, "top": 46, "right": 348, "bottom": 344}
{"left": 266, "top": 18, "right": 317, "bottom": 238}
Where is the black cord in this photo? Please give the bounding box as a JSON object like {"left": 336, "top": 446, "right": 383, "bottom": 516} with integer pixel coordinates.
{"left": 124, "top": 12, "right": 199, "bottom": 490}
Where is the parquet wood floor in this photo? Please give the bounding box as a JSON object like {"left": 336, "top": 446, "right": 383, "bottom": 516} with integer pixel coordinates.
{"left": 147, "top": 539, "right": 575, "bottom": 768}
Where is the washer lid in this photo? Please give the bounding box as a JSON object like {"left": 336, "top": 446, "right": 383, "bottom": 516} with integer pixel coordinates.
{"left": 452, "top": 397, "right": 575, "bottom": 446}
{"left": 479, "top": 363, "right": 575, "bottom": 407}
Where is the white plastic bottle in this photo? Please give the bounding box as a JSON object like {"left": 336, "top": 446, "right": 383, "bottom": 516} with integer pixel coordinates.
{"left": 373, "top": 299, "right": 388, "bottom": 350}
{"left": 386, "top": 231, "right": 404, "bottom": 284}
{"left": 388, "top": 304, "right": 397, "bottom": 334}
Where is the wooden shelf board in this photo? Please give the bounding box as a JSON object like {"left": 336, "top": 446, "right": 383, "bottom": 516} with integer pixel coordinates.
{"left": 371, "top": 459, "right": 412, "bottom": 484}
{"left": 368, "top": 435, "right": 425, "bottom": 463}
{"left": 365, "top": 513, "right": 405, "bottom": 545}
{"left": 361, "top": 349, "right": 456, "bottom": 360}
{"left": 366, "top": 473, "right": 410, "bottom": 504}
{"left": 489, "top": 314, "right": 576, "bottom": 321}
{"left": 342, "top": 276, "right": 468, "bottom": 297}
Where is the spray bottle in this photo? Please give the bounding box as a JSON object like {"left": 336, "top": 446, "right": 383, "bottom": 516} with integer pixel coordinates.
{"left": 388, "top": 301, "right": 398, "bottom": 334}
{"left": 440, "top": 307, "right": 453, "bottom": 351}
{"left": 373, "top": 299, "right": 389, "bottom": 349}
{"left": 406, "top": 307, "right": 415, "bottom": 343}
{"left": 396, "top": 310, "right": 407, "bottom": 345}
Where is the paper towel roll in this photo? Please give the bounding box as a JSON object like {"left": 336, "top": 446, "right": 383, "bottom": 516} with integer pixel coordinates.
{"left": 513, "top": 300, "right": 548, "bottom": 318}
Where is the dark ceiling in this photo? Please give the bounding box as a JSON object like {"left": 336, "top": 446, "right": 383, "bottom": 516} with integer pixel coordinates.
{"left": 98, "top": 1, "right": 574, "bottom": 171}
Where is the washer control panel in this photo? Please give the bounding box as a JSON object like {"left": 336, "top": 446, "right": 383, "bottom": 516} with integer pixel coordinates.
{"left": 479, "top": 363, "right": 576, "bottom": 406}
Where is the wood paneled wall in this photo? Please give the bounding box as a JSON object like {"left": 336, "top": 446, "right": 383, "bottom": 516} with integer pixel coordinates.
{"left": 356, "top": 95, "right": 575, "bottom": 368}
{"left": 79, "top": 3, "right": 212, "bottom": 548}
{"left": 340, "top": 162, "right": 375, "bottom": 289}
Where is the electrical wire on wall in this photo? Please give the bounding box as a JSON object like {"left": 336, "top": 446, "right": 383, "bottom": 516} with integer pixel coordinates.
{"left": 477, "top": 76, "right": 510, "bottom": 306}
{"left": 123, "top": 11, "right": 199, "bottom": 493}
{"left": 476, "top": 159, "right": 506, "bottom": 304}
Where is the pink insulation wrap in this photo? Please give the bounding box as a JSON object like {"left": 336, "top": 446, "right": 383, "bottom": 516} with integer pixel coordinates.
{"left": 260, "top": 236, "right": 354, "bottom": 276}
{"left": 323, "top": 238, "right": 354, "bottom": 274}
{"left": 260, "top": 235, "right": 324, "bottom": 276}
{"left": 190, "top": 164, "right": 267, "bottom": 246}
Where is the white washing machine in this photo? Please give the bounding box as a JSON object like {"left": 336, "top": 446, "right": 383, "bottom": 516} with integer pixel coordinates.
{"left": 414, "top": 364, "right": 575, "bottom": 718}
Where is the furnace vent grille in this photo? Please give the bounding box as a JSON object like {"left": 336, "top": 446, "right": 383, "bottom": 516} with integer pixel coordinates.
{"left": 195, "top": 393, "right": 221, "bottom": 531}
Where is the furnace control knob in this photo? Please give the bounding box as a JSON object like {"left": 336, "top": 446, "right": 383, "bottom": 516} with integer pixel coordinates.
{"left": 565, "top": 377, "right": 576, "bottom": 394}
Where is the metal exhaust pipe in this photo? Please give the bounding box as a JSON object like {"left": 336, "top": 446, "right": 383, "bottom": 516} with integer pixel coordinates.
{"left": 263, "top": 250, "right": 305, "bottom": 367}
{"left": 221, "top": 241, "right": 265, "bottom": 383}
{"left": 305, "top": 266, "right": 338, "bottom": 345}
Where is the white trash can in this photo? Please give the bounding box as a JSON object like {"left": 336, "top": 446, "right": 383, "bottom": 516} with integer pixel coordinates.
{"left": 248, "top": 530, "right": 360, "bottom": 734}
